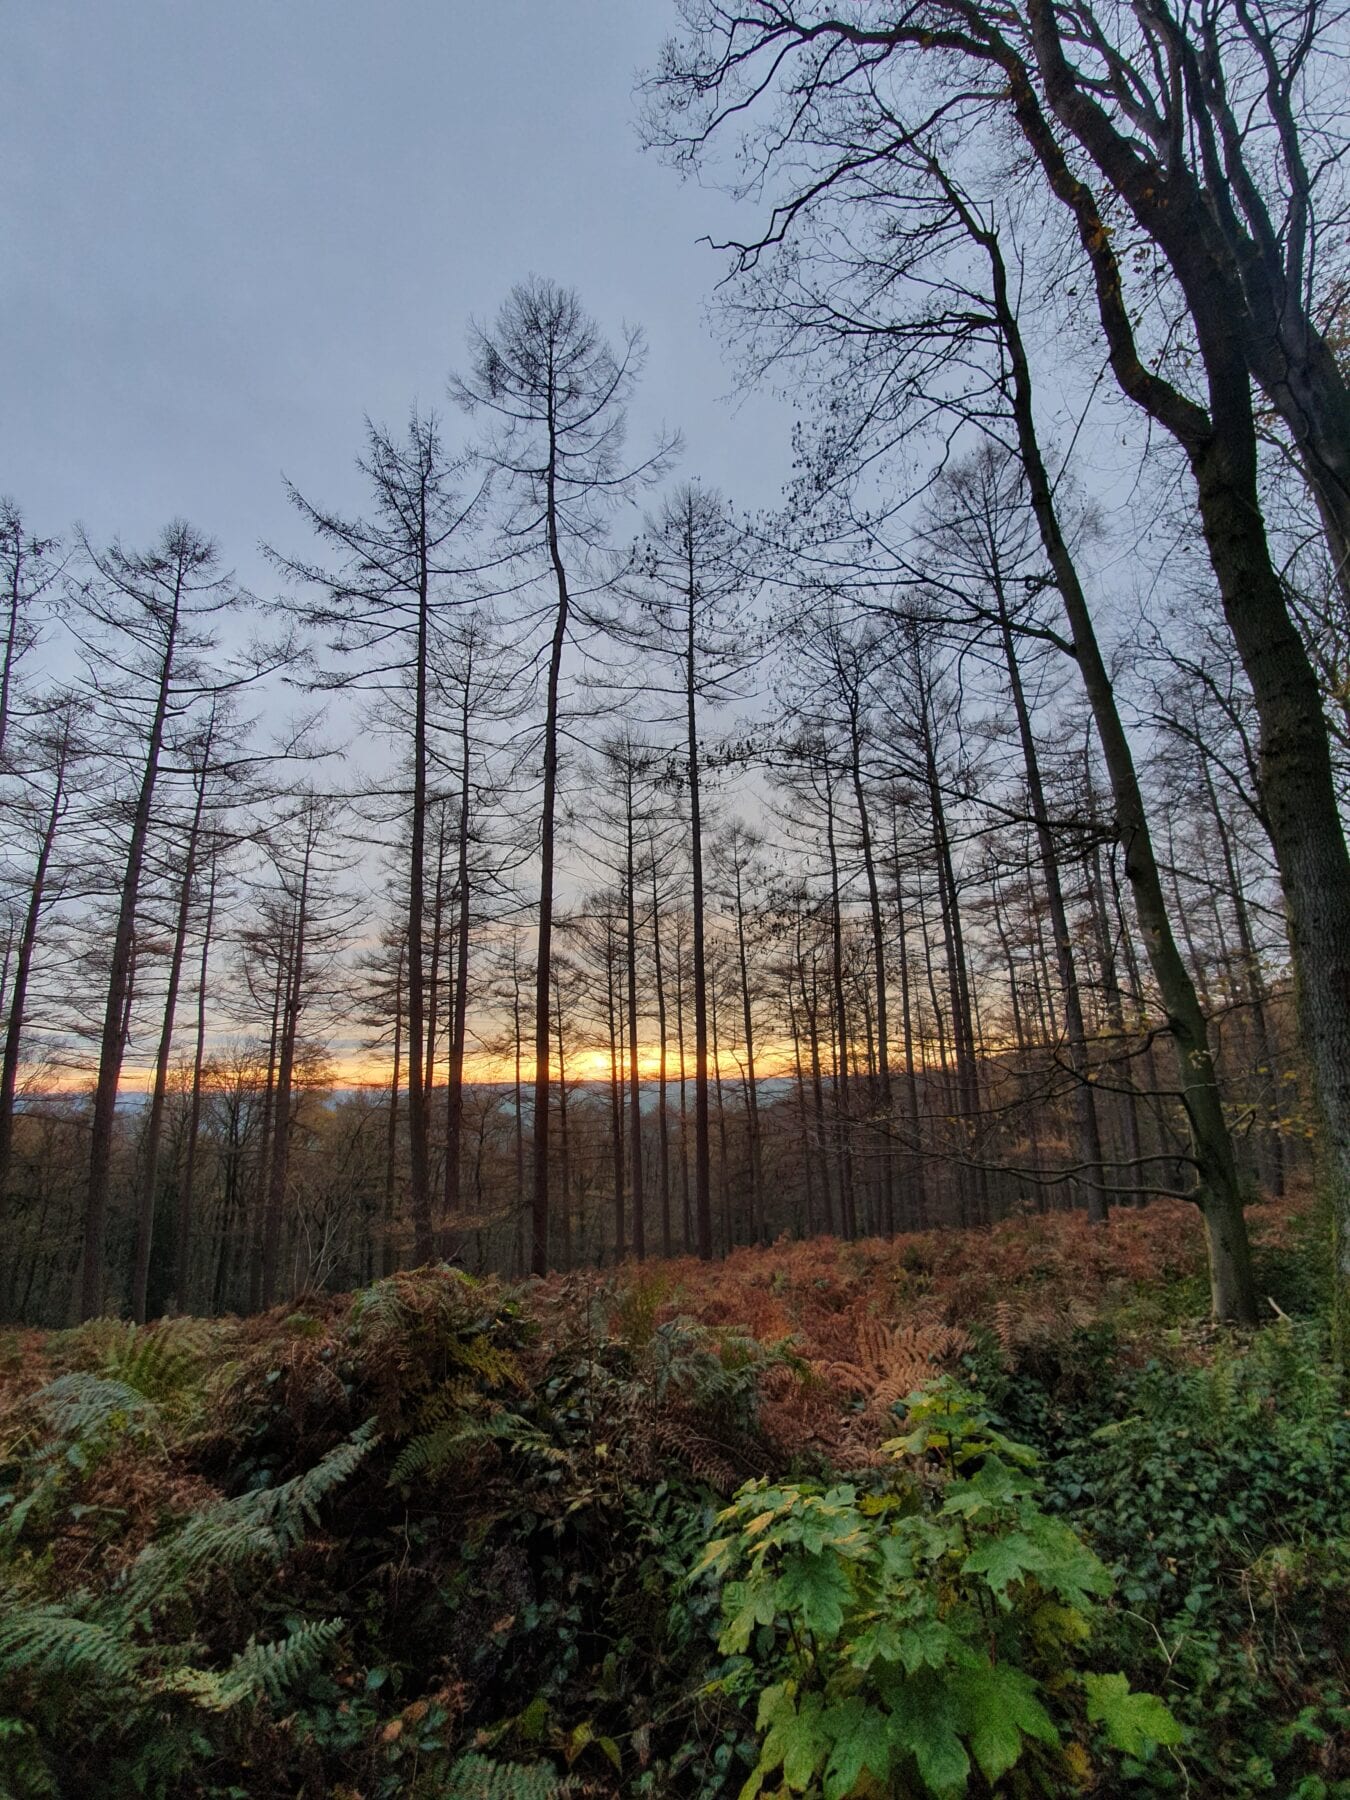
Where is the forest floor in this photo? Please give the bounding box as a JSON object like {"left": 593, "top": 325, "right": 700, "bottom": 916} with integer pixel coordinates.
{"left": 1, "top": 1193, "right": 1345, "bottom": 1799}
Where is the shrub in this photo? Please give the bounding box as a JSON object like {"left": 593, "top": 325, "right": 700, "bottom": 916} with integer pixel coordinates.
{"left": 693, "top": 1379, "right": 1181, "bottom": 1798}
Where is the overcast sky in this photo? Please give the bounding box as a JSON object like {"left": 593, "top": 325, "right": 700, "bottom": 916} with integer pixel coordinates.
{"left": 3, "top": 3, "right": 795, "bottom": 592}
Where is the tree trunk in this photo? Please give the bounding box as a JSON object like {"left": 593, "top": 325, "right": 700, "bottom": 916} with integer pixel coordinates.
{"left": 732, "top": 856, "right": 764, "bottom": 1240}
{"left": 994, "top": 570, "right": 1107, "bottom": 1220}
{"left": 174, "top": 846, "right": 217, "bottom": 1308}
{"left": 406, "top": 513, "right": 434, "bottom": 1266}
{"left": 532, "top": 417, "right": 572, "bottom": 1276}
{"left": 0, "top": 726, "right": 69, "bottom": 1209}
{"left": 625, "top": 782, "right": 645, "bottom": 1259}
{"left": 80, "top": 590, "right": 181, "bottom": 1320}
{"left": 261, "top": 832, "right": 311, "bottom": 1310}
{"left": 383, "top": 943, "right": 404, "bottom": 1278}
{"left": 974, "top": 211, "right": 1256, "bottom": 1320}
{"left": 650, "top": 849, "right": 672, "bottom": 1257}
{"left": 444, "top": 679, "right": 474, "bottom": 1219}
{"left": 133, "top": 746, "right": 211, "bottom": 1322}
{"left": 687, "top": 554, "right": 713, "bottom": 1258}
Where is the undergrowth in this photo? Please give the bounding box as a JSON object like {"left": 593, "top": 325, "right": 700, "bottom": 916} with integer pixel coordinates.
{"left": 0, "top": 1198, "right": 1343, "bottom": 1797}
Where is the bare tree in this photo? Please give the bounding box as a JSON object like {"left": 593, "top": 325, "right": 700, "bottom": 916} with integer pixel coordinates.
{"left": 453, "top": 278, "right": 673, "bottom": 1274}
{"left": 626, "top": 484, "right": 754, "bottom": 1256}
{"left": 0, "top": 503, "right": 61, "bottom": 763}
{"left": 273, "top": 411, "right": 483, "bottom": 1265}
{"left": 71, "top": 522, "right": 253, "bottom": 1320}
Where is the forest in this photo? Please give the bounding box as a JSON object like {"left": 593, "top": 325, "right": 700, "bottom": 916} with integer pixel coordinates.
{"left": 2, "top": 2, "right": 1349, "bottom": 1796}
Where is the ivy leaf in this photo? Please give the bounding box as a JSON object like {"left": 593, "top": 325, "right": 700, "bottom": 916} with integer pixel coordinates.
{"left": 1083, "top": 1673, "right": 1185, "bottom": 1756}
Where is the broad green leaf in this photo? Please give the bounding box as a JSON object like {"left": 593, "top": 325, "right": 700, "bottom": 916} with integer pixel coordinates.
{"left": 961, "top": 1531, "right": 1049, "bottom": 1596}
{"left": 822, "top": 1697, "right": 891, "bottom": 1798}
{"left": 720, "top": 1578, "right": 778, "bottom": 1654}
{"left": 776, "top": 1551, "right": 851, "bottom": 1641}
{"left": 954, "top": 1662, "right": 1059, "bottom": 1785}
{"left": 781, "top": 1691, "right": 828, "bottom": 1789}
{"left": 892, "top": 1691, "right": 971, "bottom": 1799}
{"left": 1082, "top": 1673, "right": 1185, "bottom": 1756}
{"left": 691, "top": 1535, "right": 733, "bottom": 1578}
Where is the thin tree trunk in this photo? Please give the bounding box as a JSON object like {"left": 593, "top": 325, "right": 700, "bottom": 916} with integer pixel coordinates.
{"left": 847, "top": 719, "right": 896, "bottom": 1233}
{"left": 174, "top": 846, "right": 217, "bottom": 1308}
{"left": 973, "top": 210, "right": 1256, "bottom": 1320}
{"left": 994, "top": 574, "right": 1106, "bottom": 1219}
{"left": 625, "top": 779, "right": 644, "bottom": 1259}
{"left": 606, "top": 919, "right": 625, "bottom": 1261}
{"left": 444, "top": 675, "right": 474, "bottom": 1218}
{"left": 823, "top": 770, "right": 857, "bottom": 1238}
{"left": 133, "top": 748, "right": 212, "bottom": 1322}
{"left": 0, "top": 726, "right": 69, "bottom": 1206}
{"left": 675, "top": 908, "right": 692, "bottom": 1251}
{"left": 554, "top": 965, "right": 572, "bottom": 1269}
{"left": 887, "top": 806, "right": 928, "bottom": 1229}
{"left": 405, "top": 502, "right": 435, "bottom": 1266}
{"left": 650, "top": 848, "right": 672, "bottom": 1258}
{"left": 1198, "top": 748, "right": 1286, "bottom": 1199}
{"left": 383, "top": 942, "right": 404, "bottom": 1278}
{"left": 686, "top": 558, "right": 713, "bottom": 1258}
{"left": 532, "top": 415, "right": 571, "bottom": 1276}
{"left": 732, "top": 856, "right": 764, "bottom": 1240}
{"left": 261, "top": 829, "right": 312, "bottom": 1310}
{"left": 80, "top": 583, "right": 182, "bottom": 1320}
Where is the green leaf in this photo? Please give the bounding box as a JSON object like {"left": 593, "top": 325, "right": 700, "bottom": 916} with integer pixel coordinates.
{"left": 822, "top": 1697, "right": 891, "bottom": 1798}
{"left": 720, "top": 1578, "right": 778, "bottom": 1654}
{"left": 1083, "top": 1673, "right": 1185, "bottom": 1756}
{"left": 691, "top": 1534, "right": 733, "bottom": 1579}
{"left": 892, "top": 1692, "right": 971, "bottom": 1799}
{"left": 954, "top": 1662, "right": 1059, "bottom": 1785}
{"left": 775, "top": 1551, "right": 851, "bottom": 1642}
{"left": 961, "top": 1531, "right": 1049, "bottom": 1597}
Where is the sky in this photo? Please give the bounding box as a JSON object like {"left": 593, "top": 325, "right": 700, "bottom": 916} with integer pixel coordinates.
{"left": 0, "top": 1, "right": 1181, "bottom": 1092}
{"left": 3, "top": 2, "right": 797, "bottom": 593}
{"left": 3, "top": 4, "right": 809, "bottom": 1087}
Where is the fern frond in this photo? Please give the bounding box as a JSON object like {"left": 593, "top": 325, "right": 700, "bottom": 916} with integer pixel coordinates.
{"left": 450, "top": 1337, "right": 525, "bottom": 1390}
{"left": 415, "top": 1378, "right": 482, "bottom": 1428}
{"left": 0, "top": 1596, "right": 142, "bottom": 1687}
{"left": 389, "top": 1420, "right": 487, "bottom": 1485}
{"left": 114, "top": 1420, "right": 377, "bottom": 1616}
{"left": 27, "top": 1372, "right": 162, "bottom": 1449}
{"left": 95, "top": 1318, "right": 221, "bottom": 1418}
{"left": 249, "top": 1416, "right": 378, "bottom": 1549}
{"left": 218, "top": 1615, "right": 344, "bottom": 1706}
{"left": 445, "top": 1751, "right": 578, "bottom": 1798}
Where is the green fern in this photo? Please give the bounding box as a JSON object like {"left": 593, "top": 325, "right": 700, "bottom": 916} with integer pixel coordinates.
{"left": 389, "top": 1409, "right": 566, "bottom": 1487}
{"left": 444, "top": 1751, "right": 578, "bottom": 1799}
{"left": 388, "top": 1418, "right": 490, "bottom": 1484}
{"left": 223, "top": 1615, "right": 343, "bottom": 1703}
{"left": 115, "top": 1419, "right": 377, "bottom": 1616}
{"left": 94, "top": 1318, "right": 221, "bottom": 1418}
{"left": 0, "top": 1596, "right": 143, "bottom": 1687}
{"left": 25, "top": 1371, "right": 162, "bottom": 1450}
{"left": 451, "top": 1335, "right": 525, "bottom": 1389}
{"left": 160, "top": 1616, "right": 344, "bottom": 1710}
{"left": 1, "top": 1373, "right": 167, "bottom": 1550}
